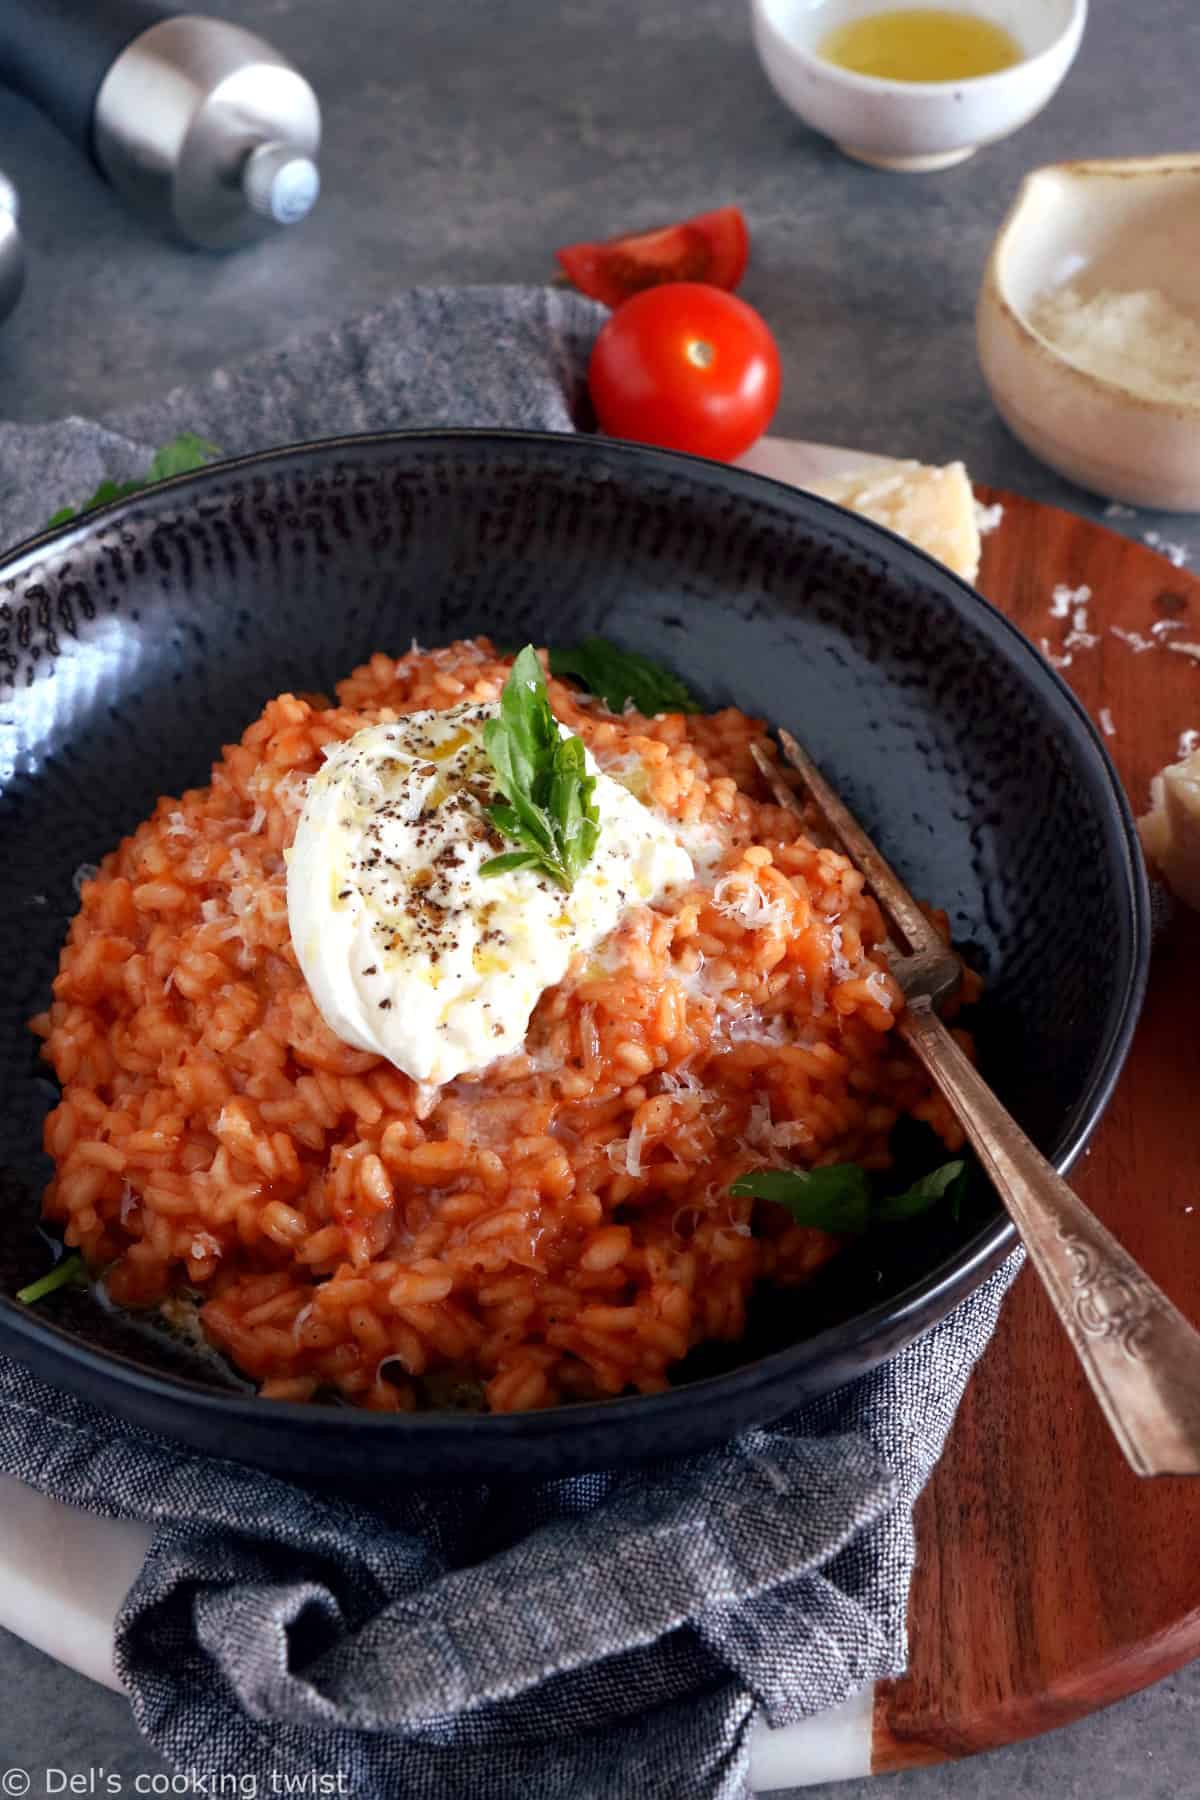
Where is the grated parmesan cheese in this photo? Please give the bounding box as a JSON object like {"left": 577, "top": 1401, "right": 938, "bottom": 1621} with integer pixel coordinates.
{"left": 660, "top": 1067, "right": 704, "bottom": 1098}
{"left": 1050, "top": 582, "right": 1090, "bottom": 620}
{"left": 1143, "top": 530, "right": 1190, "bottom": 568}
{"left": 1039, "top": 637, "right": 1073, "bottom": 671}
{"left": 1110, "top": 626, "right": 1155, "bottom": 654}
{"left": 743, "top": 1094, "right": 810, "bottom": 1158}
{"left": 1099, "top": 707, "right": 1116, "bottom": 738}
{"left": 1063, "top": 596, "right": 1100, "bottom": 651}
{"left": 828, "top": 922, "right": 852, "bottom": 982}
{"left": 865, "top": 970, "right": 894, "bottom": 1009}
{"left": 712, "top": 873, "right": 792, "bottom": 934}
{"left": 1029, "top": 285, "right": 1200, "bottom": 406}
{"left": 606, "top": 1133, "right": 643, "bottom": 1178}
{"left": 723, "top": 1011, "right": 793, "bottom": 1046}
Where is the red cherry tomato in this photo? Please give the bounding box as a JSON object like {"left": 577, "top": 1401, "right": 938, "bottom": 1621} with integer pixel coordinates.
{"left": 588, "top": 283, "right": 781, "bottom": 463}
{"left": 556, "top": 207, "right": 749, "bottom": 310}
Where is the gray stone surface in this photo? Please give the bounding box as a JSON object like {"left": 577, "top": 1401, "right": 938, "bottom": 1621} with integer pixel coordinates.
{"left": 0, "top": 0, "right": 1196, "bottom": 572}
{"left": 0, "top": 0, "right": 1196, "bottom": 1791}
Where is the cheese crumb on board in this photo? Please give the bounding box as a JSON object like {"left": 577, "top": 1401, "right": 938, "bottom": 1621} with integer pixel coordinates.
{"left": 1144, "top": 530, "right": 1190, "bottom": 568}
{"left": 1111, "top": 626, "right": 1155, "bottom": 654}
{"left": 1029, "top": 285, "right": 1200, "bottom": 406}
{"left": 1038, "top": 636, "right": 1073, "bottom": 670}
{"left": 1099, "top": 707, "right": 1116, "bottom": 738}
{"left": 1139, "top": 747, "right": 1200, "bottom": 912}
{"left": 1050, "top": 582, "right": 1091, "bottom": 619}
{"left": 807, "top": 459, "right": 982, "bottom": 583}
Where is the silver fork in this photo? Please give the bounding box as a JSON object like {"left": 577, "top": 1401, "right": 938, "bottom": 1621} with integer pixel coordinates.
{"left": 751, "top": 731, "right": 1200, "bottom": 1478}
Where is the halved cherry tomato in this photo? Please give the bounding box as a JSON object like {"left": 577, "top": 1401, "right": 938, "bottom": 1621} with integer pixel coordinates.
{"left": 588, "top": 283, "right": 781, "bottom": 463}
{"left": 556, "top": 206, "right": 749, "bottom": 310}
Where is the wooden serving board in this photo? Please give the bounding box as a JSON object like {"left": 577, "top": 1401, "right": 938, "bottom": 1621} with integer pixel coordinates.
{"left": 872, "top": 486, "right": 1200, "bottom": 1772}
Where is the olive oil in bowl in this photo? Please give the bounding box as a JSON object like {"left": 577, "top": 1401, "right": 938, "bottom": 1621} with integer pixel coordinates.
{"left": 818, "top": 9, "right": 1024, "bottom": 83}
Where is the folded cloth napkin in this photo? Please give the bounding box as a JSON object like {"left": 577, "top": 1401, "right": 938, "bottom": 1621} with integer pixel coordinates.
{"left": 0, "top": 286, "right": 1022, "bottom": 1800}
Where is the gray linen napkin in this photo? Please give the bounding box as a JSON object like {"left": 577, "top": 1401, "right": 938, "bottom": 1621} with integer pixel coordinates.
{"left": 0, "top": 286, "right": 1022, "bottom": 1799}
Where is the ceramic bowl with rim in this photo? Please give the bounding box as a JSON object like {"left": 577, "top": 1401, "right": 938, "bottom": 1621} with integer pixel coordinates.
{"left": 977, "top": 153, "right": 1200, "bottom": 511}
{"left": 0, "top": 431, "right": 1149, "bottom": 1481}
{"left": 750, "top": 0, "right": 1086, "bottom": 172}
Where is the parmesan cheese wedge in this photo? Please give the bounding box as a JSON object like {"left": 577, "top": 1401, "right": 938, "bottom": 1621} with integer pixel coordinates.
{"left": 807, "top": 459, "right": 982, "bottom": 584}
{"left": 1138, "top": 748, "right": 1200, "bottom": 912}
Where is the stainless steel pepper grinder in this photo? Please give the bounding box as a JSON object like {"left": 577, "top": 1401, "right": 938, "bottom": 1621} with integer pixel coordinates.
{"left": 0, "top": 173, "right": 25, "bottom": 320}
{"left": 0, "top": 1, "right": 320, "bottom": 250}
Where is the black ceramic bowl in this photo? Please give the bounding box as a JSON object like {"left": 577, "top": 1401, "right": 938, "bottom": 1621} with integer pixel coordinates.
{"left": 0, "top": 430, "right": 1149, "bottom": 1480}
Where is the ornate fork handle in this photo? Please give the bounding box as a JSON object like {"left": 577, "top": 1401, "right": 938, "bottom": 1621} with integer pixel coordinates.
{"left": 751, "top": 736, "right": 1200, "bottom": 1477}
{"left": 902, "top": 996, "right": 1200, "bottom": 1477}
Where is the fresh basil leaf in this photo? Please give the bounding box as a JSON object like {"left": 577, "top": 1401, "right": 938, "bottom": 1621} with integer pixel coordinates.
{"left": 482, "top": 646, "right": 601, "bottom": 890}
{"left": 730, "top": 1164, "right": 872, "bottom": 1234}
{"left": 549, "top": 638, "right": 700, "bottom": 716}
{"left": 731, "top": 1158, "right": 967, "bottom": 1235}
{"left": 874, "top": 1159, "right": 967, "bottom": 1225}
{"left": 480, "top": 849, "right": 545, "bottom": 878}
{"left": 947, "top": 1161, "right": 969, "bottom": 1224}
{"left": 146, "top": 432, "right": 222, "bottom": 481}
{"left": 486, "top": 647, "right": 559, "bottom": 845}
{"left": 16, "top": 1251, "right": 86, "bottom": 1305}
{"left": 47, "top": 433, "right": 222, "bottom": 531}
{"left": 549, "top": 734, "right": 599, "bottom": 882}
{"left": 485, "top": 800, "right": 524, "bottom": 840}
{"left": 508, "top": 645, "right": 560, "bottom": 785}
{"left": 484, "top": 750, "right": 555, "bottom": 860}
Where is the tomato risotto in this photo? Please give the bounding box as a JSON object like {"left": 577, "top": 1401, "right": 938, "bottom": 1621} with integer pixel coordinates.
{"left": 32, "top": 639, "right": 970, "bottom": 1413}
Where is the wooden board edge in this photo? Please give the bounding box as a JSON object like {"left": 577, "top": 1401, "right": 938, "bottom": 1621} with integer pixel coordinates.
{"left": 871, "top": 1607, "right": 1200, "bottom": 1771}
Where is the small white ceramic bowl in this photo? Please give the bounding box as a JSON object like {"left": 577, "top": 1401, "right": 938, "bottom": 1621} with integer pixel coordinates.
{"left": 977, "top": 154, "right": 1200, "bottom": 511}
{"left": 750, "top": 0, "right": 1086, "bottom": 172}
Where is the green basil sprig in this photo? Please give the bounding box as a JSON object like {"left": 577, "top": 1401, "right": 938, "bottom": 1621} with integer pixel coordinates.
{"left": 549, "top": 638, "right": 700, "bottom": 716}
{"left": 481, "top": 645, "right": 601, "bottom": 890}
{"left": 47, "top": 432, "right": 222, "bottom": 529}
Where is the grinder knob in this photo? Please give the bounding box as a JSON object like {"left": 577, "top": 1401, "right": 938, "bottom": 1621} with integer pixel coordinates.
{"left": 0, "top": 4, "right": 321, "bottom": 251}
{"left": 0, "top": 173, "right": 26, "bottom": 321}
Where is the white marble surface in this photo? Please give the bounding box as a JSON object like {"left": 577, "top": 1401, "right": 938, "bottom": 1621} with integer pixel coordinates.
{"left": 0, "top": 1478, "right": 147, "bottom": 1692}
